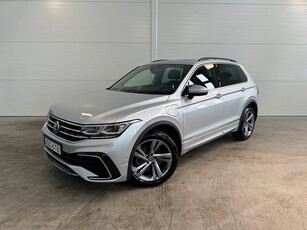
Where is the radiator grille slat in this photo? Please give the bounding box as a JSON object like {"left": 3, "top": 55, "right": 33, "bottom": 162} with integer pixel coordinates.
{"left": 47, "top": 114, "right": 88, "bottom": 142}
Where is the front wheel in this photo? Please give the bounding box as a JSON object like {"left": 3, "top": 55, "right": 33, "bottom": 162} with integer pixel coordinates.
{"left": 129, "top": 130, "right": 178, "bottom": 187}
{"left": 232, "top": 107, "right": 256, "bottom": 141}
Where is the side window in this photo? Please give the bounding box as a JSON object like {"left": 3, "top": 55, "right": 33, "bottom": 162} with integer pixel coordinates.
{"left": 189, "top": 64, "right": 218, "bottom": 90}
{"left": 236, "top": 66, "right": 248, "bottom": 82}
{"left": 124, "top": 69, "right": 155, "bottom": 87}
{"left": 216, "top": 64, "right": 242, "bottom": 87}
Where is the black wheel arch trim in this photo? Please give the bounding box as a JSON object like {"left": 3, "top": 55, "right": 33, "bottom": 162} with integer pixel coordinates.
{"left": 242, "top": 99, "right": 258, "bottom": 119}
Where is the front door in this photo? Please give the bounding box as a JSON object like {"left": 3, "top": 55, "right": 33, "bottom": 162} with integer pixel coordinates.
{"left": 180, "top": 64, "right": 224, "bottom": 153}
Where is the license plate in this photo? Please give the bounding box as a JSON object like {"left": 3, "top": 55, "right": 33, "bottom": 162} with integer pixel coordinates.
{"left": 45, "top": 137, "right": 61, "bottom": 155}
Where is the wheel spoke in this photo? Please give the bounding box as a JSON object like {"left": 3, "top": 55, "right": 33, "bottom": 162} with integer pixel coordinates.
{"left": 149, "top": 140, "right": 162, "bottom": 153}
{"left": 134, "top": 152, "right": 148, "bottom": 162}
{"left": 154, "top": 160, "right": 163, "bottom": 178}
{"left": 244, "top": 126, "right": 249, "bottom": 135}
{"left": 136, "top": 162, "right": 151, "bottom": 177}
{"left": 246, "top": 113, "right": 254, "bottom": 122}
{"left": 151, "top": 164, "right": 157, "bottom": 180}
{"left": 149, "top": 139, "right": 157, "bottom": 153}
{"left": 133, "top": 162, "right": 146, "bottom": 172}
{"left": 247, "top": 122, "right": 253, "bottom": 130}
{"left": 136, "top": 146, "right": 147, "bottom": 156}
{"left": 153, "top": 153, "right": 172, "bottom": 163}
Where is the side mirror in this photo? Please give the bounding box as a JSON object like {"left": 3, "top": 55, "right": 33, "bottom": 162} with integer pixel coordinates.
{"left": 188, "top": 85, "right": 208, "bottom": 99}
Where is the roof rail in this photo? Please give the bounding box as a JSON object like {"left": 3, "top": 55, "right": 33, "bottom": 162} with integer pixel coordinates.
{"left": 151, "top": 59, "right": 168, "bottom": 63}
{"left": 198, "top": 57, "right": 237, "bottom": 63}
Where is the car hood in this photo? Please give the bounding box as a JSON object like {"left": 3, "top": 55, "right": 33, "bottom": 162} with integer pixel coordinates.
{"left": 49, "top": 89, "right": 169, "bottom": 124}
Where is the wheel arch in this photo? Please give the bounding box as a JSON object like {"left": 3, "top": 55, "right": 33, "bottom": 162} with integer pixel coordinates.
{"left": 232, "top": 98, "right": 258, "bottom": 141}
{"left": 245, "top": 99, "right": 258, "bottom": 119}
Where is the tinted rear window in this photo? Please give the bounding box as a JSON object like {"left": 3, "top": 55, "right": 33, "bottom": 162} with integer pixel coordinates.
{"left": 216, "top": 64, "right": 242, "bottom": 87}
{"left": 236, "top": 66, "right": 248, "bottom": 82}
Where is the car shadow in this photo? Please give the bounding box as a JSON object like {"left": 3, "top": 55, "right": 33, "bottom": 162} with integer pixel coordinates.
{"left": 178, "top": 134, "right": 235, "bottom": 165}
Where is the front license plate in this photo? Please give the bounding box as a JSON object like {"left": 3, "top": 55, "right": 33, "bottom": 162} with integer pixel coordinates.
{"left": 45, "top": 137, "right": 61, "bottom": 155}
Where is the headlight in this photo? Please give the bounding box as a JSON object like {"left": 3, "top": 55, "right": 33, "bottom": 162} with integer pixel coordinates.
{"left": 81, "top": 120, "right": 141, "bottom": 138}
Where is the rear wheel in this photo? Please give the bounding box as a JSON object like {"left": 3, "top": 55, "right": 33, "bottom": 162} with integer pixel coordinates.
{"left": 232, "top": 107, "right": 256, "bottom": 141}
{"left": 130, "top": 130, "right": 178, "bottom": 187}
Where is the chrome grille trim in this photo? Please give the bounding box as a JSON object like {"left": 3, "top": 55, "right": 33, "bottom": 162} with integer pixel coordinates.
{"left": 47, "top": 114, "right": 88, "bottom": 142}
{"left": 61, "top": 125, "right": 81, "bottom": 133}
{"left": 48, "top": 114, "right": 83, "bottom": 127}
{"left": 48, "top": 120, "right": 55, "bottom": 124}
{"left": 59, "top": 131, "right": 86, "bottom": 139}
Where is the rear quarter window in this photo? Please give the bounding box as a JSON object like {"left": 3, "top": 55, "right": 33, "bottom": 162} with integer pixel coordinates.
{"left": 236, "top": 66, "right": 248, "bottom": 82}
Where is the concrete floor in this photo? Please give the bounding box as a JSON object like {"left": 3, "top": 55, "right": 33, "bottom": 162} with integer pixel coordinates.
{"left": 0, "top": 117, "right": 307, "bottom": 230}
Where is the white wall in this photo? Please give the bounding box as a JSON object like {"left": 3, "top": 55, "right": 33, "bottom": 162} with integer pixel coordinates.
{"left": 0, "top": 0, "right": 306, "bottom": 116}
{"left": 158, "top": 0, "right": 307, "bottom": 116}
{"left": 0, "top": 0, "right": 151, "bottom": 116}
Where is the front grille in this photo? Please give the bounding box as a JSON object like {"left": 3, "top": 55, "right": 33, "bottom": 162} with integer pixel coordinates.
{"left": 47, "top": 114, "right": 88, "bottom": 142}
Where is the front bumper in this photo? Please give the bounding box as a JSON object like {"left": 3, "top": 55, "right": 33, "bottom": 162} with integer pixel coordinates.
{"left": 42, "top": 121, "right": 143, "bottom": 183}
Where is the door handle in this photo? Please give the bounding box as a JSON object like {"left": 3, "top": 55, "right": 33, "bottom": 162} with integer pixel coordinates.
{"left": 241, "top": 87, "right": 246, "bottom": 92}
{"left": 215, "top": 93, "right": 223, "bottom": 99}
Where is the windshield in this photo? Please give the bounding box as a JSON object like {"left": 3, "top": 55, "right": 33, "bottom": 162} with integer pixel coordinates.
{"left": 109, "top": 64, "right": 192, "bottom": 95}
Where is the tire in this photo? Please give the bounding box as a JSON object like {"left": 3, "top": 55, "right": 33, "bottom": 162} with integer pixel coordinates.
{"left": 232, "top": 107, "right": 256, "bottom": 141}
{"left": 129, "top": 130, "right": 179, "bottom": 187}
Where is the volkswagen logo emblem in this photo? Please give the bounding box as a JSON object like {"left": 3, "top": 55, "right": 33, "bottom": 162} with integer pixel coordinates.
{"left": 53, "top": 121, "right": 60, "bottom": 134}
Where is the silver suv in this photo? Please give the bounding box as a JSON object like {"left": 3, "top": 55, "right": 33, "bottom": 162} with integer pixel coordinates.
{"left": 42, "top": 57, "right": 258, "bottom": 186}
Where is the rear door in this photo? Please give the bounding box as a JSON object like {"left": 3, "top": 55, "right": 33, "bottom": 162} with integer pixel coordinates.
{"left": 216, "top": 64, "right": 248, "bottom": 133}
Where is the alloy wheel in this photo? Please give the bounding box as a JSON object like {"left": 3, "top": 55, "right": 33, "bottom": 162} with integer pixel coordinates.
{"left": 132, "top": 139, "right": 173, "bottom": 182}
{"left": 242, "top": 110, "right": 255, "bottom": 137}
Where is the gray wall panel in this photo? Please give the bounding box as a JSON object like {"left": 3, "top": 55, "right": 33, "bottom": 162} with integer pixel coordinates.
{"left": 159, "top": 3, "right": 307, "bottom": 44}
{"left": 160, "top": 0, "right": 307, "bottom": 3}
{"left": 0, "top": 1, "right": 149, "bottom": 43}
{"left": 0, "top": 43, "right": 149, "bottom": 81}
{"left": 0, "top": 81, "right": 113, "bottom": 116}
{"left": 158, "top": 44, "right": 307, "bottom": 82}
{"left": 257, "top": 81, "right": 307, "bottom": 116}
{"left": 0, "top": 1, "right": 150, "bottom": 115}
{"left": 158, "top": 1, "right": 307, "bottom": 116}
{"left": 1, "top": 0, "right": 306, "bottom": 116}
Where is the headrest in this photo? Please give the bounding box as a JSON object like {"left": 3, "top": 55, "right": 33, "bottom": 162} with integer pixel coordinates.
{"left": 168, "top": 69, "right": 181, "bottom": 80}
{"left": 220, "top": 72, "right": 232, "bottom": 79}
